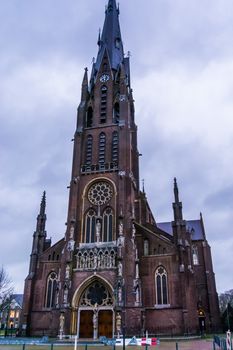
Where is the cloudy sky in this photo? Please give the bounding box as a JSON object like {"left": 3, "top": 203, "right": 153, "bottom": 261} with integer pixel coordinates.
{"left": 1, "top": 0, "right": 233, "bottom": 295}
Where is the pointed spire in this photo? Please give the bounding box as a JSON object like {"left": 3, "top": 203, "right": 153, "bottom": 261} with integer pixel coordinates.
{"left": 82, "top": 67, "right": 88, "bottom": 85}
{"left": 94, "top": 0, "right": 124, "bottom": 73}
{"left": 97, "top": 29, "right": 101, "bottom": 46}
{"left": 172, "top": 178, "right": 183, "bottom": 222}
{"left": 40, "top": 191, "right": 46, "bottom": 216}
{"left": 142, "top": 179, "right": 145, "bottom": 194}
{"left": 200, "top": 212, "right": 207, "bottom": 240}
{"left": 174, "top": 177, "right": 179, "bottom": 203}
{"left": 36, "top": 191, "right": 47, "bottom": 234}
{"left": 81, "top": 67, "right": 88, "bottom": 101}
{"left": 107, "top": 0, "right": 117, "bottom": 13}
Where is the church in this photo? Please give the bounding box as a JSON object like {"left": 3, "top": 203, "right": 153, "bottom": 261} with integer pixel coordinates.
{"left": 21, "top": 0, "right": 220, "bottom": 338}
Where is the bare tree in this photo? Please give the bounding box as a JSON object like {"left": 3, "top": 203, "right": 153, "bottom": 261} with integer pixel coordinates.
{"left": 0, "top": 266, "right": 14, "bottom": 312}
{"left": 219, "top": 289, "right": 233, "bottom": 314}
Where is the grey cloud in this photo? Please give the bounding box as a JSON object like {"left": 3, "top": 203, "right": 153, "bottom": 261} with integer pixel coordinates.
{"left": 1, "top": 0, "right": 233, "bottom": 294}
{"left": 204, "top": 185, "right": 233, "bottom": 211}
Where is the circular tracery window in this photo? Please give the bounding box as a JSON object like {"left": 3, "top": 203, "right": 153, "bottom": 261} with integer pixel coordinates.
{"left": 88, "top": 181, "right": 113, "bottom": 206}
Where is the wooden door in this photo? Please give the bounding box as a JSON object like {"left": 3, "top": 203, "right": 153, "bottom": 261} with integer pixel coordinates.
{"left": 79, "top": 310, "right": 93, "bottom": 338}
{"left": 98, "top": 310, "right": 112, "bottom": 338}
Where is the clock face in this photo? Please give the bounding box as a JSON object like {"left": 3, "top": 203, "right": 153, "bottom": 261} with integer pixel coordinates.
{"left": 88, "top": 181, "right": 113, "bottom": 206}
{"left": 100, "top": 74, "right": 110, "bottom": 83}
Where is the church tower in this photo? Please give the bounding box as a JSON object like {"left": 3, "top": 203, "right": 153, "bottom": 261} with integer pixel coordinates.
{"left": 21, "top": 0, "right": 220, "bottom": 338}
{"left": 59, "top": 0, "right": 142, "bottom": 337}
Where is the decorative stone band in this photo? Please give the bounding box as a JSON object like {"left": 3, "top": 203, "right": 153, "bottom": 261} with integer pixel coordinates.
{"left": 75, "top": 246, "right": 117, "bottom": 271}
{"left": 81, "top": 162, "right": 118, "bottom": 174}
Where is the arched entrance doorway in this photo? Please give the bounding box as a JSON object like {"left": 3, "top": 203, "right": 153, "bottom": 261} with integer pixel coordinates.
{"left": 74, "top": 278, "right": 114, "bottom": 339}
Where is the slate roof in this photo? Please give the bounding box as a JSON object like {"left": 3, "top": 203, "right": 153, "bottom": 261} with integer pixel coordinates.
{"left": 95, "top": 0, "right": 124, "bottom": 72}
{"left": 11, "top": 294, "right": 23, "bottom": 308}
{"left": 157, "top": 220, "right": 205, "bottom": 241}
{"left": 90, "top": 0, "right": 125, "bottom": 87}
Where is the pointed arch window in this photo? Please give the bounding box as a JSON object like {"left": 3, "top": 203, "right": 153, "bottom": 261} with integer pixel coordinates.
{"left": 79, "top": 281, "right": 113, "bottom": 307}
{"left": 113, "top": 102, "right": 120, "bottom": 124}
{"left": 85, "top": 135, "right": 93, "bottom": 165}
{"left": 102, "top": 207, "right": 114, "bottom": 242}
{"left": 155, "top": 266, "right": 168, "bottom": 305}
{"left": 85, "top": 209, "right": 96, "bottom": 243}
{"left": 192, "top": 246, "right": 199, "bottom": 265}
{"left": 45, "top": 272, "right": 57, "bottom": 308}
{"left": 100, "top": 86, "right": 107, "bottom": 124}
{"left": 86, "top": 107, "right": 93, "bottom": 128}
{"left": 99, "top": 132, "right": 106, "bottom": 164}
{"left": 112, "top": 131, "right": 118, "bottom": 164}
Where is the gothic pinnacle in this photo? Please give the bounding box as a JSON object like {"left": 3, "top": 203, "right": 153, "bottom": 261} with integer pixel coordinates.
{"left": 174, "top": 177, "right": 179, "bottom": 203}
{"left": 81, "top": 68, "right": 88, "bottom": 101}
{"left": 40, "top": 191, "right": 46, "bottom": 216}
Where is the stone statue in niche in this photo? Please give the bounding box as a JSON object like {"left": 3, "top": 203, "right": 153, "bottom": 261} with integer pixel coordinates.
{"left": 118, "top": 286, "right": 122, "bottom": 303}
{"left": 119, "top": 221, "right": 123, "bottom": 236}
{"left": 118, "top": 261, "right": 122, "bottom": 276}
{"left": 131, "top": 205, "right": 135, "bottom": 219}
{"left": 63, "top": 287, "right": 68, "bottom": 304}
{"left": 136, "top": 263, "right": 139, "bottom": 279}
{"left": 67, "top": 239, "right": 75, "bottom": 252}
{"left": 136, "top": 287, "right": 140, "bottom": 304}
{"left": 69, "top": 226, "right": 74, "bottom": 239}
{"left": 96, "top": 219, "right": 101, "bottom": 243}
{"left": 94, "top": 254, "right": 97, "bottom": 269}
{"left": 65, "top": 264, "right": 70, "bottom": 279}
{"left": 132, "top": 224, "right": 136, "bottom": 239}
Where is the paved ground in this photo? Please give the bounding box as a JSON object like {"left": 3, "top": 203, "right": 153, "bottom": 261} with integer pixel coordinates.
{"left": 0, "top": 339, "right": 215, "bottom": 350}
{"left": 158, "top": 339, "right": 213, "bottom": 349}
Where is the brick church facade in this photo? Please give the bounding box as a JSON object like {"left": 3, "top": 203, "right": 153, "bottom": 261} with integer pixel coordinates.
{"left": 21, "top": 0, "right": 220, "bottom": 338}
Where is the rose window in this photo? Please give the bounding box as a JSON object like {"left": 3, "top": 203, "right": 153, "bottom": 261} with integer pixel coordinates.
{"left": 88, "top": 182, "right": 113, "bottom": 206}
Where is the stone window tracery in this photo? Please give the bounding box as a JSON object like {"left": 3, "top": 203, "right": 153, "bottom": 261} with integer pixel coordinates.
{"left": 45, "top": 272, "right": 57, "bottom": 309}
{"left": 102, "top": 207, "right": 113, "bottom": 241}
{"left": 79, "top": 281, "right": 113, "bottom": 307}
{"left": 85, "top": 209, "right": 96, "bottom": 243}
{"left": 155, "top": 266, "right": 168, "bottom": 305}
{"left": 192, "top": 245, "right": 199, "bottom": 265}
{"left": 88, "top": 181, "right": 113, "bottom": 206}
